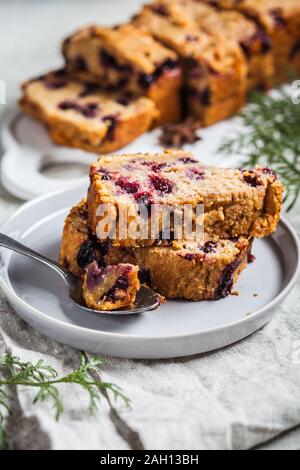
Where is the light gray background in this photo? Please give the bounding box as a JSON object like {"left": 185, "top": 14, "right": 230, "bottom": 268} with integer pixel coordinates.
{"left": 0, "top": 0, "right": 300, "bottom": 450}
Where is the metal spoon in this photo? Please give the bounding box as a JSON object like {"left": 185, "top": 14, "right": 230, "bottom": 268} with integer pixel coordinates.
{"left": 0, "top": 233, "right": 160, "bottom": 315}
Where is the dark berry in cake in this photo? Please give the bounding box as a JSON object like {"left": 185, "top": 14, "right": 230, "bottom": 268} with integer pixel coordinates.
{"left": 102, "top": 115, "right": 118, "bottom": 141}
{"left": 116, "top": 177, "right": 140, "bottom": 194}
{"left": 201, "top": 241, "right": 218, "bottom": 254}
{"left": 72, "top": 55, "right": 88, "bottom": 71}
{"left": 290, "top": 40, "right": 300, "bottom": 60}
{"left": 77, "top": 241, "right": 99, "bottom": 268}
{"left": 270, "top": 8, "right": 286, "bottom": 28}
{"left": 58, "top": 100, "right": 78, "bottom": 111}
{"left": 79, "top": 82, "right": 102, "bottom": 97}
{"left": 81, "top": 102, "right": 99, "bottom": 118}
{"left": 45, "top": 78, "right": 68, "bottom": 90}
{"left": 151, "top": 3, "right": 169, "bottom": 17}
{"left": 214, "top": 257, "right": 241, "bottom": 300}
{"left": 242, "top": 170, "right": 262, "bottom": 187}
{"left": 150, "top": 175, "right": 174, "bottom": 194}
{"left": 188, "top": 167, "right": 205, "bottom": 181}
{"left": 180, "top": 157, "right": 198, "bottom": 164}
{"left": 199, "top": 88, "right": 211, "bottom": 107}
{"left": 138, "top": 267, "right": 152, "bottom": 286}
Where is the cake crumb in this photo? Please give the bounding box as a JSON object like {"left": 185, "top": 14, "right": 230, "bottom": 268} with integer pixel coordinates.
{"left": 231, "top": 290, "right": 239, "bottom": 296}
{"left": 159, "top": 118, "right": 201, "bottom": 148}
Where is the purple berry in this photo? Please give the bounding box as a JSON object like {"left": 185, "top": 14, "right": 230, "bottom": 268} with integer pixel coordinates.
{"left": 58, "top": 100, "right": 78, "bottom": 111}
{"left": 77, "top": 241, "right": 98, "bottom": 268}
{"left": 150, "top": 175, "right": 174, "bottom": 194}
{"left": 116, "top": 177, "right": 140, "bottom": 194}
{"left": 102, "top": 115, "right": 118, "bottom": 141}
{"left": 72, "top": 55, "right": 87, "bottom": 71}
{"left": 242, "top": 170, "right": 263, "bottom": 188}
{"left": 81, "top": 102, "right": 99, "bottom": 118}
{"left": 270, "top": 8, "right": 286, "bottom": 28}
{"left": 180, "top": 157, "right": 198, "bottom": 164}
{"left": 201, "top": 241, "right": 218, "bottom": 254}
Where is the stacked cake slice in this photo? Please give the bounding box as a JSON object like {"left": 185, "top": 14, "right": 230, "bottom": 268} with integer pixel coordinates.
{"left": 60, "top": 151, "right": 283, "bottom": 309}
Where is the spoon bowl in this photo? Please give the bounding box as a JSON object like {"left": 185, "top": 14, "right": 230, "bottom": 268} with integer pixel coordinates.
{"left": 0, "top": 233, "right": 160, "bottom": 315}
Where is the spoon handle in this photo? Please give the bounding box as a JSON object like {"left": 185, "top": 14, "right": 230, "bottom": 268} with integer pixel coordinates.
{"left": 0, "top": 233, "right": 67, "bottom": 278}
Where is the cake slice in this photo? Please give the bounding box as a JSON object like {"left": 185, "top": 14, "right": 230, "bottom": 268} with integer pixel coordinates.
{"left": 148, "top": 0, "right": 273, "bottom": 91}
{"left": 87, "top": 150, "right": 283, "bottom": 248}
{"left": 132, "top": 4, "right": 247, "bottom": 125}
{"left": 200, "top": 0, "right": 300, "bottom": 83}
{"left": 62, "top": 23, "right": 182, "bottom": 125}
{"left": 60, "top": 200, "right": 253, "bottom": 301}
{"left": 19, "top": 70, "right": 157, "bottom": 154}
{"left": 83, "top": 262, "right": 140, "bottom": 311}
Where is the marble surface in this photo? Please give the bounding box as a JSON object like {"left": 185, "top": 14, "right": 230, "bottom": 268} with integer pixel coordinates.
{"left": 0, "top": 0, "right": 300, "bottom": 450}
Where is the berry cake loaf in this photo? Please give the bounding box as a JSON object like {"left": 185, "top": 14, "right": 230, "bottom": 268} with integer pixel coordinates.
{"left": 62, "top": 24, "right": 182, "bottom": 125}
{"left": 200, "top": 0, "right": 300, "bottom": 83}
{"left": 132, "top": 5, "right": 247, "bottom": 125}
{"left": 87, "top": 150, "right": 283, "bottom": 248}
{"left": 19, "top": 70, "right": 156, "bottom": 154}
{"left": 60, "top": 200, "right": 252, "bottom": 301}
{"left": 82, "top": 261, "right": 140, "bottom": 311}
{"left": 149, "top": 0, "right": 273, "bottom": 91}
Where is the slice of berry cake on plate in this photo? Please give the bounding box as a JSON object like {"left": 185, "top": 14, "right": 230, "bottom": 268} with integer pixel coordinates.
{"left": 87, "top": 150, "right": 283, "bottom": 248}
{"left": 19, "top": 69, "right": 157, "bottom": 154}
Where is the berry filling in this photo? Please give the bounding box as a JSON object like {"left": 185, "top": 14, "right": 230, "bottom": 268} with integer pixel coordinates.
{"left": 138, "top": 59, "right": 179, "bottom": 90}
{"left": 72, "top": 55, "right": 88, "bottom": 71}
{"left": 179, "top": 157, "right": 198, "bottom": 164}
{"left": 102, "top": 114, "right": 118, "bottom": 141}
{"left": 100, "top": 48, "right": 132, "bottom": 73}
{"left": 79, "top": 82, "right": 102, "bottom": 97}
{"left": 269, "top": 8, "right": 286, "bottom": 28}
{"left": 214, "top": 256, "right": 241, "bottom": 300}
{"left": 201, "top": 241, "right": 218, "bottom": 254}
{"left": 150, "top": 4, "right": 169, "bottom": 17}
{"left": 58, "top": 100, "right": 99, "bottom": 118}
{"left": 116, "top": 177, "right": 140, "bottom": 194}
{"left": 188, "top": 167, "right": 205, "bottom": 181}
{"left": 290, "top": 40, "right": 300, "bottom": 60}
{"left": 45, "top": 78, "right": 68, "bottom": 89}
{"left": 133, "top": 191, "right": 155, "bottom": 210}
{"left": 242, "top": 170, "right": 263, "bottom": 187}
{"left": 77, "top": 240, "right": 101, "bottom": 268}
{"left": 138, "top": 267, "right": 152, "bottom": 286}
{"left": 149, "top": 174, "right": 174, "bottom": 194}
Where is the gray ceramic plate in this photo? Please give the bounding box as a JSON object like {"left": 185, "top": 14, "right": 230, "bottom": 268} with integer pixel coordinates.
{"left": 0, "top": 184, "right": 299, "bottom": 359}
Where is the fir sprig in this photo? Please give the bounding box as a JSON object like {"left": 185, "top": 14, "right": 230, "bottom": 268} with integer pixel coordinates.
{"left": 0, "top": 353, "right": 129, "bottom": 448}
{"left": 220, "top": 89, "right": 300, "bottom": 211}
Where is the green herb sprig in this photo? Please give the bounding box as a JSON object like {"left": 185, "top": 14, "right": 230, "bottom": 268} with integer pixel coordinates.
{"left": 0, "top": 353, "right": 129, "bottom": 448}
{"left": 220, "top": 89, "right": 300, "bottom": 211}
